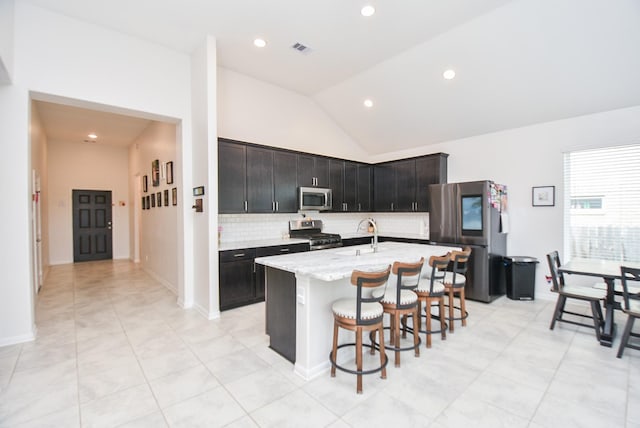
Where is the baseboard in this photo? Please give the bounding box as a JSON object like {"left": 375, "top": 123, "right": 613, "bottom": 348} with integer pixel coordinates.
{"left": 0, "top": 326, "right": 37, "bottom": 347}
{"left": 194, "top": 302, "right": 220, "bottom": 320}
{"left": 142, "top": 267, "right": 178, "bottom": 296}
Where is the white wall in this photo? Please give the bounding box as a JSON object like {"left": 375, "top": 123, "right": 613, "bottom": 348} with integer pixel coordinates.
{"left": 217, "top": 67, "right": 369, "bottom": 162}
{"left": 0, "top": 83, "right": 34, "bottom": 346}
{"left": 191, "top": 37, "right": 219, "bottom": 318}
{"left": 0, "top": 2, "right": 194, "bottom": 346}
{"left": 30, "top": 103, "right": 49, "bottom": 269}
{"left": 47, "top": 140, "right": 130, "bottom": 264}
{"left": 369, "top": 105, "right": 640, "bottom": 299}
{"left": 129, "top": 122, "right": 178, "bottom": 291}
{"left": 0, "top": 0, "right": 14, "bottom": 83}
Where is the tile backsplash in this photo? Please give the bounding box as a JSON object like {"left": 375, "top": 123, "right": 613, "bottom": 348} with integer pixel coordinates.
{"left": 218, "top": 212, "right": 429, "bottom": 243}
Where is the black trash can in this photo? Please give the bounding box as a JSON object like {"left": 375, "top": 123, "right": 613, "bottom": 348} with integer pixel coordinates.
{"left": 504, "top": 256, "right": 539, "bottom": 300}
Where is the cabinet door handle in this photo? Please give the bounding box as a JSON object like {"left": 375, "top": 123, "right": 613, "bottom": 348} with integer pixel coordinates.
{"left": 280, "top": 248, "right": 289, "bottom": 252}
{"left": 233, "top": 253, "right": 245, "bottom": 257}
{"left": 244, "top": 201, "right": 248, "bottom": 212}
{"left": 276, "top": 201, "right": 279, "bottom": 211}
{"left": 391, "top": 202, "right": 394, "bottom": 211}
{"left": 358, "top": 203, "right": 361, "bottom": 211}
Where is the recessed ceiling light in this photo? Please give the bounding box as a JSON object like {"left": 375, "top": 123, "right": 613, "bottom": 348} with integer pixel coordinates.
{"left": 88, "top": 133, "right": 97, "bottom": 139}
{"left": 363, "top": 99, "right": 374, "bottom": 108}
{"left": 361, "top": 5, "right": 376, "bottom": 17}
{"left": 253, "top": 38, "right": 267, "bottom": 48}
{"left": 443, "top": 69, "right": 456, "bottom": 80}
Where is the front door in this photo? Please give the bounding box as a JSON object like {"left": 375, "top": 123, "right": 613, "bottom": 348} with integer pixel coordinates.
{"left": 72, "top": 190, "right": 113, "bottom": 262}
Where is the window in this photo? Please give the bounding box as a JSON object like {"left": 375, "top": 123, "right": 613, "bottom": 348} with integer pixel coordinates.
{"left": 570, "top": 196, "right": 603, "bottom": 212}
{"left": 564, "top": 144, "right": 640, "bottom": 262}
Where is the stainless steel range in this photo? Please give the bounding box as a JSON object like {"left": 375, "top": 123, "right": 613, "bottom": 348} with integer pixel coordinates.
{"left": 289, "top": 219, "right": 342, "bottom": 251}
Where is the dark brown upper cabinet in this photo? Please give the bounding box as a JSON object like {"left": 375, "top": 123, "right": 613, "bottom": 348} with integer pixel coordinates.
{"left": 218, "top": 138, "right": 446, "bottom": 214}
{"left": 297, "top": 154, "right": 330, "bottom": 188}
{"left": 373, "top": 153, "right": 448, "bottom": 212}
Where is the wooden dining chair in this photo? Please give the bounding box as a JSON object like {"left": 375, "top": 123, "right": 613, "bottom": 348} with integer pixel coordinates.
{"left": 547, "top": 251, "right": 606, "bottom": 341}
{"left": 616, "top": 266, "right": 640, "bottom": 358}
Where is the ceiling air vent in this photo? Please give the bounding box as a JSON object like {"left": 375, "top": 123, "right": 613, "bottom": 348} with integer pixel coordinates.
{"left": 291, "top": 42, "right": 312, "bottom": 54}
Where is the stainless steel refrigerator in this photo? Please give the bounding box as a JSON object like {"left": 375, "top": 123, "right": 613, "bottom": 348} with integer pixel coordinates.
{"left": 428, "top": 181, "right": 508, "bottom": 302}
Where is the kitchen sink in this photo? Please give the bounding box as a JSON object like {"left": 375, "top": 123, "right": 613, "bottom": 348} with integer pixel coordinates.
{"left": 335, "top": 246, "right": 383, "bottom": 256}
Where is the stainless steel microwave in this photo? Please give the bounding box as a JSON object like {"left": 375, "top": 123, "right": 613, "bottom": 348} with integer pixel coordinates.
{"left": 298, "top": 187, "right": 332, "bottom": 211}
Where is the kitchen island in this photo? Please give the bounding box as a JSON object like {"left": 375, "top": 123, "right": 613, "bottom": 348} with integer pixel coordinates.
{"left": 255, "top": 241, "right": 457, "bottom": 380}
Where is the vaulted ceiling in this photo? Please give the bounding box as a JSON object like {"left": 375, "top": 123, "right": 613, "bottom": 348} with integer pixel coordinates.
{"left": 24, "top": 0, "right": 640, "bottom": 154}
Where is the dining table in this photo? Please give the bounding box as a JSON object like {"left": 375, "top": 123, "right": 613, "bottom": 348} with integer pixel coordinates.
{"left": 559, "top": 258, "right": 640, "bottom": 347}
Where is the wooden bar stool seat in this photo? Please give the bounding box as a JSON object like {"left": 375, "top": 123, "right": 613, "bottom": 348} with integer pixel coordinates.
{"left": 330, "top": 265, "right": 391, "bottom": 394}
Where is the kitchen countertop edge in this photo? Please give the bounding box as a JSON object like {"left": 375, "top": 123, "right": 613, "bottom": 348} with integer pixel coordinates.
{"left": 219, "top": 232, "right": 431, "bottom": 252}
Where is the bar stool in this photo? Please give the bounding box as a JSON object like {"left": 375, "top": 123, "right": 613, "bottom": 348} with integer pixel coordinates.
{"left": 444, "top": 247, "right": 471, "bottom": 332}
{"left": 371, "top": 258, "right": 423, "bottom": 367}
{"left": 330, "top": 265, "right": 391, "bottom": 394}
{"left": 415, "top": 255, "right": 450, "bottom": 348}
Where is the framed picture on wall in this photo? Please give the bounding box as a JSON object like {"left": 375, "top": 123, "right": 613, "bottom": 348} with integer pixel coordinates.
{"left": 145, "top": 195, "right": 150, "bottom": 208}
{"left": 141, "top": 196, "right": 146, "bottom": 210}
{"left": 532, "top": 186, "right": 555, "bottom": 207}
{"left": 172, "top": 187, "right": 177, "bottom": 206}
{"left": 157, "top": 191, "right": 162, "bottom": 207}
{"left": 164, "top": 189, "right": 169, "bottom": 206}
{"left": 143, "top": 175, "right": 148, "bottom": 193}
{"left": 166, "top": 161, "right": 174, "bottom": 185}
{"left": 152, "top": 159, "right": 160, "bottom": 187}
{"left": 151, "top": 193, "right": 156, "bottom": 207}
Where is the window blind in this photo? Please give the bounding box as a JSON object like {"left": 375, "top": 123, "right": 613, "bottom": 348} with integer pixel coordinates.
{"left": 563, "top": 144, "right": 640, "bottom": 262}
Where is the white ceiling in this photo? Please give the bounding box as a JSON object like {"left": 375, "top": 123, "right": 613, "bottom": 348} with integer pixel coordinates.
{"left": 23, "top": 0, "right": 640, "bottom": 154}
{"left": 33, "top": 100, "right": 152, "bottom": 147}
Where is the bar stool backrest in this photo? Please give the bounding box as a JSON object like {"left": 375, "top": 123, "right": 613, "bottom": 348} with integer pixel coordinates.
{"left": 428, "top": 255, "right": 450, "bottom": 293}
{"left": 350, "top": 265, "right": 391, "bottom": 324}
{"left": 448, "top": 247, "right": 471, "bottom": 285}
{"left": 391, "top": 257, "right": 425, "bottom": 307}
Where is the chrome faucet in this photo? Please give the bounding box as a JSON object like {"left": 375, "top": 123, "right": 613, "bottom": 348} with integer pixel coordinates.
{"left": 357, "top": 218, "right": 378, "bottom": 252}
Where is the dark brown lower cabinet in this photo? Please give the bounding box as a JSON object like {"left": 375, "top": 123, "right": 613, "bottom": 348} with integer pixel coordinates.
{"left": 219, "top": 249, "right": 257, "bottom": 311}
{"left": 264, "top": 267, "right": 297, "bottom": 362}
{"left": 219, "top": 244, "right": 309, "bottom": 311}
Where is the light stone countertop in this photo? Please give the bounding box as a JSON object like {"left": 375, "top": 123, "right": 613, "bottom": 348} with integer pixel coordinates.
{"left": 254, "top": 241, "right": 458, "bottom": 282}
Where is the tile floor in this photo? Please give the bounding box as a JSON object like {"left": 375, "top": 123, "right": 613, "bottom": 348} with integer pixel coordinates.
{"left": 1, "top": 259, "right": 639, "bottom": 427}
